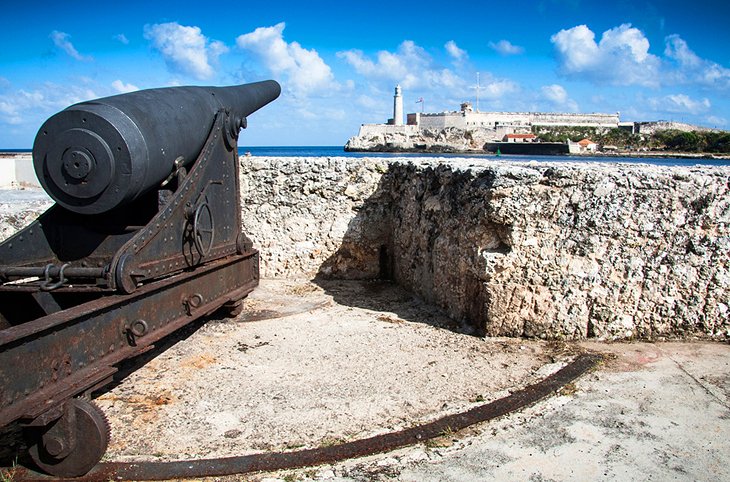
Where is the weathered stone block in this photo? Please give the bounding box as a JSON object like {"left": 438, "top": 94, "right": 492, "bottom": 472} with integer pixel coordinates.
{"left": 243, "top": 157, "right": 730, "bottom": 340}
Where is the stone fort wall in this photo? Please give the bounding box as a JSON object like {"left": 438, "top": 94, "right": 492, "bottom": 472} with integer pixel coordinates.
{"left": 239, "top": 157, "right": 729, "bottom": 341}
{"left": 417, "top": 111, "right": 620, "bottom": 129}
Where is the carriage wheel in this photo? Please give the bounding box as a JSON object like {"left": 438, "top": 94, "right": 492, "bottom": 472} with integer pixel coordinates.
{"left": 26, "top": 398, "right": 110, "bottom": 477}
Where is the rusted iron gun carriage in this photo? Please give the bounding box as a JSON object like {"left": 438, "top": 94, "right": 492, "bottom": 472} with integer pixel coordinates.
{"left": 0, "top": 80, "right": 280, "bottom": 476}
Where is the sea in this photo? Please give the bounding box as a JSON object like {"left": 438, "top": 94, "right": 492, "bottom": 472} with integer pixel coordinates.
{"left": 4, "top": 146, "right": 729, "bottom": 167}
{"left": 239, "top": 146, "right": 730, "bottom": 167}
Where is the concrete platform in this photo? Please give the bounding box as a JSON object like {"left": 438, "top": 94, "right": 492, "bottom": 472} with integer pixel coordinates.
{"left": 391, "top": 342, "right": 729, "bottom": 482}
{"left": 86, "top": 280, "right": 730, "bottom": 481}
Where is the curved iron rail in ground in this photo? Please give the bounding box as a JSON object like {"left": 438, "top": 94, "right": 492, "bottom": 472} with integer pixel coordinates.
{"left": 11, "top": 353, "right": 602, "bottom": 481}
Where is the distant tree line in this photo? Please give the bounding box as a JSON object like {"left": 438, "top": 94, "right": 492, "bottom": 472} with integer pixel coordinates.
{"left": 531, "top": 126, "right": 730, "bottom": 153}
{"left": 652, "top": 130, "right": 730, "bottom": 153}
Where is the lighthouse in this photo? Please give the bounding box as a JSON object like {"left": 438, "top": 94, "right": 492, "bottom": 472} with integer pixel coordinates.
{"left": 393, "top": 84, "right": 403, "bottom": 126}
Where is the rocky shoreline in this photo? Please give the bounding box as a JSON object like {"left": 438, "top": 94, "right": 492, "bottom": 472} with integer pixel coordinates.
{"left": 343, "top": 123, "right": 730, "bottom": 160}
{"left": 344, "top": 145, "right": 730, "bottom": 160}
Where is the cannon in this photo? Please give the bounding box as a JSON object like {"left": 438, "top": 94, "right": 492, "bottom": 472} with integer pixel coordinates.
{"left": 0, "top": 80, "right": 280, "bottom": 476}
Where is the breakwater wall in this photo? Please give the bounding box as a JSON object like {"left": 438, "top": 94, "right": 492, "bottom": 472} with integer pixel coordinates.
{"left": 241, "top": 157, "right": 729, "bottom": 340}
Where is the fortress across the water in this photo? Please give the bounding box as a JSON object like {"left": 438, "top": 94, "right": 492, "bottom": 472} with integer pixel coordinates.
{"left": 346, "top": 85, "right": 634, "bottom": 152}
{"left": 411, "top": 107, "right": 621, "bottom": 131}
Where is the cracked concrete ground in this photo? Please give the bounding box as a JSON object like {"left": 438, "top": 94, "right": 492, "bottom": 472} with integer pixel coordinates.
{"left": 89, "top": 280, "right": 730, "bottom": 482}
{"left": 386, "top": 342, "right": 730, "bottom": 482}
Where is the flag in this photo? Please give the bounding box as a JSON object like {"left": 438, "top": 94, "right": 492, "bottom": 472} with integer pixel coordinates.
{"left": 416, "top": 97, "right": 423, "bottom": 103}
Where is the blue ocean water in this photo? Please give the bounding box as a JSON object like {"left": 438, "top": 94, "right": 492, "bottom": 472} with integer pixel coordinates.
{"left": 239, "top": 146, "right": 730, "bottom": 167}
{"left": 6, "top": 147, "right": 727, "bottom": 167}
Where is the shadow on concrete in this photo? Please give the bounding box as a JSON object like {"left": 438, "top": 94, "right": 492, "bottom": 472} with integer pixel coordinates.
{"left": 312, "top": 170, "right": 479, "bottom": 336}
{"left": 314, "top": 278, "right": 476, "bottom": 335}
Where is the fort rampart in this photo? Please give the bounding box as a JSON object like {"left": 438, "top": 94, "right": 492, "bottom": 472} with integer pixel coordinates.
{"left": 239, "top": 157, "right": 729, "bottom": 340}
{"left": 417, "top": 111, "right": 620, "bottom": 129}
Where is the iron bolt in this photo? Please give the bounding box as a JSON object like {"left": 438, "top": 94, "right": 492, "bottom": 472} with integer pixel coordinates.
{"left": 44, "top": 436, "right": 65, "bottom": 457}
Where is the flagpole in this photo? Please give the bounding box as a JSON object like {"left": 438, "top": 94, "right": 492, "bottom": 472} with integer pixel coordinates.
{"left": 476, "top": 72, "right": 480, "bottom": 112}
{"left": 416, "top": 96, "right": 424, "bottom": 113}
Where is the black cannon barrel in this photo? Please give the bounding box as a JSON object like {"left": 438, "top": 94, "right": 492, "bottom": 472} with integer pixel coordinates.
{"left": 33, "top": 80, "right": 281, "bottom": 214}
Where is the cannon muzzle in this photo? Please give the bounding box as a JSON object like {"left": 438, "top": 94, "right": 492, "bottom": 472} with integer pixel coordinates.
{"left": 33, "top": 80, "right": 281, "bottom": 214}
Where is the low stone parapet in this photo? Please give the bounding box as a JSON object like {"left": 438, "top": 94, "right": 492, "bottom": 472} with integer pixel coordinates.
{"left": 240, "top": 157, "right": 729, "bottom": 340}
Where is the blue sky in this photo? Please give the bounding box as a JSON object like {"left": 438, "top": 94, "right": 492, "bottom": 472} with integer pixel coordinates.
{"left": 1, "top": 0, "right": 729, "bottom": 147}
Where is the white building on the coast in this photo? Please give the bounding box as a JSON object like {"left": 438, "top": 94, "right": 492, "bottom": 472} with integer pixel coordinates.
{"left": 391, "top": 85, "right": 404, "bottom": 126}
{"left": 407, "top": 102, "right": 621, "bottom": 131}
{"left": 350, "top": 86, "right": 626, "bottom": 143}
{"left": 344, "top": 86, "right": 639, "bottom": 151}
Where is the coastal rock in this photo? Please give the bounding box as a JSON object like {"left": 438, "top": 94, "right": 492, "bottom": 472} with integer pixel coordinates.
{"left": 345, "top": 127, "right": 493, "bottom": 153}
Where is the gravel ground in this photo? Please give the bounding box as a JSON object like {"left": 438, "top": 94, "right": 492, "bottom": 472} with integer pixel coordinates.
{"left": 95, "top": 279, "right": 568, "bottom": 463}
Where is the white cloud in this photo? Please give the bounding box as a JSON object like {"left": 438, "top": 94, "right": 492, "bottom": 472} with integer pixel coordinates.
{"left": 488, "top": 40, "right": 524, "bottom": 56}
{"left": 541, "top": 84, "right": 578, "bottom": 111}
{"left": 648, "top": 93, "right": 711, "bottom": 115}
{"left": 338, "top": 40, "right": 522, "bottom": 114}
{"left": 445, "top": 40, "right": 467, "bottom": 61}
{"left": 551, "top": 24, "right": 730, "bottom": 93}
{"left": 0, "top": 84, "right": 97, "bottom": 126}
{"left": 664, "top": 35, "right": 730, "bottom": 90}
{"left": 114, "top": 34, "right": 129, "bottom": 45}
{"left": 664, "top": 35, "right": 701, "bottom": 68}
{"left": 541, "top": 84, "right": 568, "bottom": 104}
{"left": 356, "top": 94, "right": 381, "bottom": 110}
{"left": 338, "top": 41, "right": 423, "bottom": 88}
{"left": 50, "top": 31, "right": 92, "bottom": 61}
{"left": 0, "top": 91, "right": 42, "bottom": 124}
{"left": 480, "top": 79, "right": 519, "bottom": 99}
{"left": 551, "top": 25, "right": 599, "bottom": 72}
{"left": 296, "top": 105, "right": 346, "bottom": 121}
{"left": 338, "top": 40, "right": 466, "bottom": 92}
{"left": 144, "top": 22, "right": 228, "bottom": 80}
{"left": 705, "top": 115, "right": 727, "bottom": 127}
{"left": 551, "top": 24, "right": 660, "bottom": 87}
{"left": 600, "top": 24, "right": 652, "bottom": 63}
{"left": 236, "top": 22, "right": 336, "bottom": 96}
{"left": 111, "top": 80, "right": 139, "bottom": 93}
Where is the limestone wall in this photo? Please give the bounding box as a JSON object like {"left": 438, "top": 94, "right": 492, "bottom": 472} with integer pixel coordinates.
{"left": 239, "top": 156, "right": 391, "bottom": 278}
{"left": 241, "top": 157, "right": 730, "bottom": 341}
